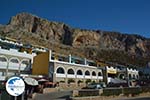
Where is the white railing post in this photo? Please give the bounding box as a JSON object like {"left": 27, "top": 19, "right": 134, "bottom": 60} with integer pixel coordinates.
{"left": 69, "top": 54, "right": 71, "bottom": 63}
{"left": 49, "top": 50, "right": 52, "bottom": 61}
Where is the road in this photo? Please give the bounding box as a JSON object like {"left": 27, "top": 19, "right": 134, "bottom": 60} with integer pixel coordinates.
{"left": 116, "top": 96, "right": 150, "bottom": 100}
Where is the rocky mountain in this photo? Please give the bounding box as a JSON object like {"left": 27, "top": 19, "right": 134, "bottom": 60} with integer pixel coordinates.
{"left": 0, "top": 12, "right": 150, "bottom": 67}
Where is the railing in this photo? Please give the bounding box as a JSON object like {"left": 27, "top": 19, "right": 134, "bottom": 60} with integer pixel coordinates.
{"left": 76, "top": 75, "right": 84, "bottom": 78}
{"left": 85, "top": 76, "right": 91, "bottom": 79}
{"left": 51, "top": 59, "right": 99, "bottom": 69}
{"left": 0, "top": 48, "right": 33, "bottom": 59}
{"left": 56, "top": 73, "right": 66, "bottom": 78}
{"left": 91, "top": 76, "right": 97, "bottom": 79}
{"left": 20, "top": 64, "right": 27, "bottom": 70}
{"left": 67, "top": 74, "right": 76, "bottom": 78}
{"left": 98, "top": 76, "right": 103, "bottom": 79}
{"left": 8, "top": 63, "right": 19, "bottom": 70}
{"left": 0, "top": 62, "right": 7, "bottom": 69}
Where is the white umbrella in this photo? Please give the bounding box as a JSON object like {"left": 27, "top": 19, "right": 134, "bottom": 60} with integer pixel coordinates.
{"left": 24, "top": 77, "right": 38, "bottom": 86}
{"left": 38, "top": 79, "right": 48, "bottom": 82}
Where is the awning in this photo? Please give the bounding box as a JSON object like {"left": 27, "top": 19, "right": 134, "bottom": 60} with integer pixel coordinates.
{"left": 38, "top": 79, "right": 48, "bottom": 82}
{"left": 24, "top": 77, "right": 38, "bottom": 86}
{"left": 107, "top": 70, "right": 117, "bottom": 74}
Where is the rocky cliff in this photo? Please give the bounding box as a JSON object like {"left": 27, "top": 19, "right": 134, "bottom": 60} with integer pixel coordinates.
{"left": 0, "top": 13, "right": 150, "bottom": 66}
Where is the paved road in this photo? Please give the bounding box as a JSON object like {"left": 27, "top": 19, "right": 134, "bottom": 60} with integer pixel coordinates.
{"left": 116, "top": 96, "right": 150, "bottom": 100}
{"left": 33, "top": 90, "right": 72, "bottom": 100}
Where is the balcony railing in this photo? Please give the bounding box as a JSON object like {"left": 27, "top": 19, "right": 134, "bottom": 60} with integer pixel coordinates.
{"left": 8, "top": 63, "right": 19, "bottom": 70}
{"left": 0, "top": 62, "right": 7, "bottom": 69}
{"left": 67, "top": 74, "right": 75, "bottom": 78}
{"left": 56, "top": 73, "right": 66, "bottom": 78}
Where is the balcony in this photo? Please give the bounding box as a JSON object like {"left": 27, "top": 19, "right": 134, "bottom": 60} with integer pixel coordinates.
{"left": 0, "top": 48, "right": 33, "bottom": 59}
{"left": 20, "top": 64, "right": 27, "bottom": 71}
{"left": 91, "top": 76, "right": 97, "bottom": 79}
{"left": 85, "top": 75, "right": 91, "bottom": 79}
{"left": 98, "top": 76, "right": 103, "bottom": 80}
{"left": 56, "top": 73, "right": 66, "bottom": 78}
{"left": 67, "top": 74, "right": 75, "bottom": 78}
{"left": 76, "top": 75, "right": 84, "bottom": 79}
{"left": 0, "top": 62, "right": 7, "bottom": 69}
{"left": 8, "top": 63, "right": 19, "bottom": 70}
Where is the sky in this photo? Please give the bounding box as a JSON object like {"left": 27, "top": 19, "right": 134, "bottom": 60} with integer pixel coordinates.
{"left": 0, "top": 0, "right": 150, "bottom": 38}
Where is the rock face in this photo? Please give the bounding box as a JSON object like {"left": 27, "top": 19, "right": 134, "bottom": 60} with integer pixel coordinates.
{"left": 0, "top": 12, "right": 150, "bottom": 66}
{"left": 8, "top": 13, "right": 73, "bottom": 45}
{"left": 73, "top": 30, "right": 150, "bottom": 57}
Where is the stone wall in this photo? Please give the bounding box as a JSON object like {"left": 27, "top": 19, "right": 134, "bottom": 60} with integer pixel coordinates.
{"left": 72, "top": 92, "right": 150, "bottom": 100}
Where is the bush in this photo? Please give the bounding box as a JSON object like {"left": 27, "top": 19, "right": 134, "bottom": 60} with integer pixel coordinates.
{"left": 77, "top": 87, "right": 150, "bottom": 97}
{"left": 78, "top": 80, "right": 83, "bottom": 84}
{"left": 102, "top": 88, "right": 122, "bottom": 96}
{"left": 59, "top": 80, "right": 65, "bottom": 83}
{"left": 0, "top": 83, "right": 5, "bottom": 89}
{"left": 79, "top": 89, "right": 99, "bottom": 97}
{"left": 85, "top": 79, "right": 91, "bottom": 84}
{"left": 141, "top": 86, "right": 150, "bottom": 93}
{"left": 102, "top": 87, "right": 142, "bottom": 96}
{"left": 68, "top": 79, "right": 75, "bottom": 84}
{"left": 123, "top": 87, "right": 142, "bottom": 96}
{"left": 91, "top": 80, "right": 96, "bottom": 84}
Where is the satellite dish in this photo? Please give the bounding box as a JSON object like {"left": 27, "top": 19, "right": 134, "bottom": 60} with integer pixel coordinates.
{"left": 24, "top": 77, "right": 38, "bottom": 86}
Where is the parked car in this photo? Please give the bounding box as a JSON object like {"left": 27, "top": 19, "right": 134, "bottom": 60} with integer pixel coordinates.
{"left": 86, "top": 83, "right": 102, "bottom": 89}
{"left": 99, "top": 82, "right": 106, "bottom": 88}
{"left": 86, "top": 82, "right": 106, "bottom": 89}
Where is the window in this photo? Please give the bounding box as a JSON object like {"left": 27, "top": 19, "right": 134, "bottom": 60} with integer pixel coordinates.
{"left": 136, "top": 75, "right": 139, "bottom": 79}
{"left": 21, "top": 60, "right": 29, "bottom": 65}
{"left": 0, "top": 56, "right": 7, "bottom": 62}
{"left": 67, "top": 69, "right": 74, "bottom": 75}
{"left": 119, "top": 74, "right": 125, "bottom": 80}
{"left": 85, "top": 70, "right": 90, "bottom": 76}
{"left": 57, "top": 67, "right": 65, "bottom": 74}
{"left": 77, "top": 70, "right": 83, "bottom": 75}
{"left": 133, "top": 74, "right": 136, "bottom": 79}
{"left": 10, "top": 58, "right": 19, "bottom": 63}
{"left": 98, "top": 72, "right": 102, "bottom": 76}
{"left": 129, "top": 74, "right": 132, "bottom": 79}
{"left": 92, "top": 71, "right": 96, "bottom": 76}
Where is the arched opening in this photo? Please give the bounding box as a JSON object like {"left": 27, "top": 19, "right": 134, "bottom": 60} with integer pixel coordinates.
{"left": 10, "top": 58, "right": 19, "bottom": 63}
{"left": 136, "top": 75, "right": 139, "bottom": 79}
{"left": 67, "top": 69, "right": 74, "bottom": 75}
{"left": 0, "top": 56, "right": 7, "bottom": 62}
{"left": 57, "top": 67, "right": 65, "bottom": 74}
{"left": 0, "top": 56, "right": 7, "bottom": 69}
{"left": 21, "top": 59, "right": 30, "bottom": 71}
{"left": 77, "top": 70, "right": 83, "bottom": 75}
{"left": 133, "top": 74, "right": 136, "bottom": 79}
{"left": 21, "top": 60, "right": 29, "bottom": 65}
{"left": 9, "top": 58, "right": 20, "bottom": 70}
{"left": 85, "top": 70, "right": 90, "bottom": 76}
{"left": 129, "top": 74, "right": 132, "bottom": 79}
{"left": 119, "top": 74, "right": 125, "bottom": 80}
{"left": 92, "top": 71, "right": 96, "bottom": 76}
{"left": 98, "top": 72, "right": 102, "bottom": 76}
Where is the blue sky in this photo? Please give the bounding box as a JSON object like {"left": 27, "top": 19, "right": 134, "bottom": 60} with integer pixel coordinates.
{"left": 0, "top": 0, "right": 150, "bottom": 38}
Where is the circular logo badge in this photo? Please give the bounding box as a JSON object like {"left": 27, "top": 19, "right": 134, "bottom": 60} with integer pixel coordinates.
{"left": 6, "top": 76, "right": 25, "bottom": 96}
